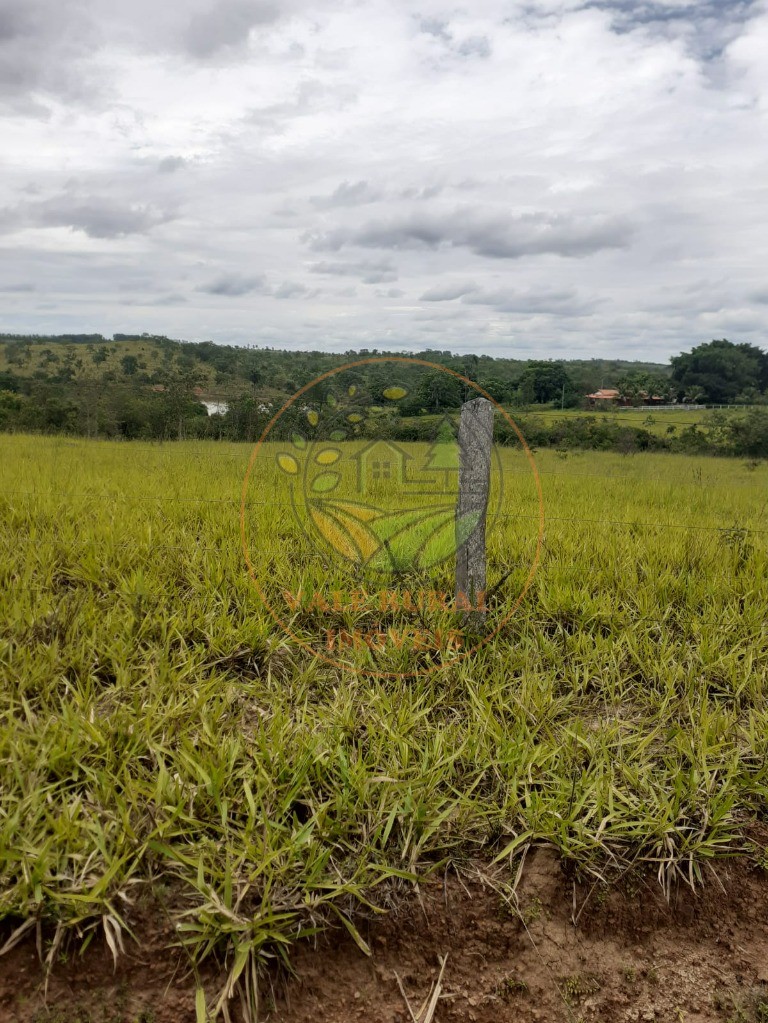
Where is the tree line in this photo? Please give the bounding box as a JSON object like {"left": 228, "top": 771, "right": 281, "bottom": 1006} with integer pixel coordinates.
{"left": 0, "top": 335, "right": 766, "bottom": 454}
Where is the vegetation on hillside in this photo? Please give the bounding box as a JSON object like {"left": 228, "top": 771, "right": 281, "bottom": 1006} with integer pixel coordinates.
{"left": 0, "top": 334, "right": 766, "bottom": 456}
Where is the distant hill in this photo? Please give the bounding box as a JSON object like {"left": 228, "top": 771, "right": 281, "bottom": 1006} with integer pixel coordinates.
{"left": 2, "top": 332, "right": 766, "bottom": 456}
{"left": 0, "top": 332, "right": 668, "bottom": 399}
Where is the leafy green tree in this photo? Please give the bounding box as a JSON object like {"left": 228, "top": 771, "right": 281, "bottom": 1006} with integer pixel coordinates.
{"left": 515, "top": 361, "right": 573, "bottom": 405}
{"left": 417, "top": 373, "right": 463, "bottom": 412}
{"left": 670, "top": 340, "right": 768, "bottom": 404}
{"left": 614, "top": 371, "right": 674, "bottom": 404}
{"left": 121, "top": 355, "right": 140, "bottom": 376}
{"left": 478, "top": 376, "right": 509, "bottom": 403}
{"left": 725, "top": 409, "right": 768, "bottom": 457}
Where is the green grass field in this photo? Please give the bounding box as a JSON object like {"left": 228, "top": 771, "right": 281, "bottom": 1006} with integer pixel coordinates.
{"left": 518, "top": 405, "right": 721, "bottom": 437}
{"left": 409, "top": 405, "right": 740, "bottom": 438}
{"left": 1, "top": 435, "right": 767, "bottom": 1019}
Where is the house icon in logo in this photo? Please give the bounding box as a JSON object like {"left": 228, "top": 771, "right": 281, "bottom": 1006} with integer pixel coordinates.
{"left": 350, "top": 439, "right": 412, "bottom": 494}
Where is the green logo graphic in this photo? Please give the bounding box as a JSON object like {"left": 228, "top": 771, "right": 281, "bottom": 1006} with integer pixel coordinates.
{"left": 275, "top": 386, "right": 499, "bottom": 573}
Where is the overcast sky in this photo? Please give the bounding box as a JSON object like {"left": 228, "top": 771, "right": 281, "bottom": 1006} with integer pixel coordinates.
{"left": 1, "top": 0, "right": 767, "bottom": 360}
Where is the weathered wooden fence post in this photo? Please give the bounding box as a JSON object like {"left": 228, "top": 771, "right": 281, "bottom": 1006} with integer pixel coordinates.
{"left": 455, "top": 396, "right": 494, "bottom": 622}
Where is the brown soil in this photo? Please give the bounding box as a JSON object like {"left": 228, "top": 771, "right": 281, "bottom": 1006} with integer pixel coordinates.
{"left": 2, "top": 848, "right": 768, "bottom": 1023}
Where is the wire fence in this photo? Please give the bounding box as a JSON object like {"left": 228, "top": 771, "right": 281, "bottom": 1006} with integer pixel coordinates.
{"left": 2, "top": 466, "right": 767, "bottom": 535}
{"left": 2, "top": 477, "right": 766, "bottom": 643}
{"left": 2, "top": 509, "right": 767, "bottom": 548}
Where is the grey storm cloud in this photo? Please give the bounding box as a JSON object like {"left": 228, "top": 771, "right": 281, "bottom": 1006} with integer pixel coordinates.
{"left": 420, "top": 282, "right": 478, "bottom": 301}
{"left": 456, "top": 36, "right": 492, "bottom": 59}
{"left": 0, "top": 0, "right": 99, "bottom": 111}
{"left": 0, "top": 281, "right": 36, "bottom": 292}
{"left": 308, "top": 208, "right": 633, "bottom": 260}
{"left": 462, "top": 287, "right": 600, "bottom": 316}
{"left": 416, "top": 17, "right": 491, "bottom": 59}
{"left": 308, "top": 259, "right": 398, "bottom": 284}
{"left": 0, "top": 195, "right": 174, "bottom": 238}
{"left": 399, "top": 184, "right": 444, "bottom": 201}
{"left": 2, "top": 0, "right": 768, "bottom": 357}
{"left": 0, "top": 0, "right": 296, "bottom": 112}
{"left": 420, "top": 281, "right": 597, "bottom": 316}
{"left": 311, "top": 180, "right": 443, "bottom": 210}
{"left": 418, "top": 18, "right": 452, "bottom": 43}
{"left": 181, "top": 0, "right": 280, "bottom": 59}
{"left": 198, "top": 273, "right": 269, "bottom": 296}
{"left": 273, "top": 280, "right": 310, "bottom": 299}
{"left": 310, "top": 180, "right": 382, "bottom": 209}
{"left": 583, "top": 0, "right": 760, "bottom": 58}
{"left": 246, "top": 79, "right": 358, "bottom": 131}
{"left": 157, "top": 156, "right": 187, "bottom": 173}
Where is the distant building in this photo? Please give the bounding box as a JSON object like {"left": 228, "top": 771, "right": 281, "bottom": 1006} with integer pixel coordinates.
{"left": 586, "top": 388, "right": 623, "bottom": 406}
{"left": 586, "top": 388, "right": 668, "bottom": 408}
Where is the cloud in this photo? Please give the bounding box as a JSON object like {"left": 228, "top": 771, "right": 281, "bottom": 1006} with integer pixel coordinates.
{"left": 416, "top": 16, "right": 491, "bottom": 60}
{"left": 399, "top": 184, "right": 444, "bottom": 201}
{"left": 420, "top": 282, "right": 478, "bottom": 301}
{"left": 1, "top": 0, "right": 768, "bottom": 358}
{"left": 0, "top": 0, "right": 100, "bottom": 112}
{"left": 418, "top": 18, "right": 452, "bottom": 43}
{"left": 308, "top": 208, "right": 633, "bottom": 260}
{"left": 0, "top": 195, "right": 174, "bottom": 238}
{"left": 181, "top": 0, "right": 280, "bottom": 59}
{"left": 198, "top": 273, "right": 269, "bottom": 296}
{"left": 246, "top": 79, "right": 358, "bottom": 130}
{"left": 419, "top": 280, "right": 597, "bottom": 316}
{"left": 273, "top": 280, "right": 310, "bottom": 298}
{"left": 308, "top": 259, "right": 398, "bottom": 284}
{"left": 582, "top": 0, "right": 759, "bottom": 59}
{"left": 157, "top": 156, "right": 187, "bottom": 173}
{"left": 310, "top": 180, "right": 382, "bottom": 208}
{"left": 37, "top": 197, "right": 173, "bottom": 238}
{"left": 457, "top": 36, "right": 492, "bottom": 59}
{"left": 462, "top": 286, "right": 600, "bottom": 316}
{"left": 0, "top": 281, "right": 36, "bottom": 292}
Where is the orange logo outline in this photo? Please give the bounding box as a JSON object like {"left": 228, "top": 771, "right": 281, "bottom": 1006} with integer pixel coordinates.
{"left": 240, "top": 356, "right": 544, "bottom": 679}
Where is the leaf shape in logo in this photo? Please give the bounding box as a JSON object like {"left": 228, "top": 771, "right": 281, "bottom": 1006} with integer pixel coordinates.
{"left": 348, "top": 385, "right": 357, "bottom": 396}
{"left": 312, "top": 472, "right": 340, "bottom": 493}
{"left": 291, "top": 433, "right": 306, "bottom": 449}
{"left": 277, "top": 454, "right": 299, "bottom": 475}
{"left": 347, "top": 413, "right": 363, "bottom": 424}
{"left": 325, "top": 500, "right": 379, "bottom": 523}
{"left": 330, "top": 430, "right": 346, "bottom": 441}
{"left": 307, "top": 410, "right": 319, "bottom": 427}
{"left": 327, "top": 394, "right": 337, "bottom": 407}
{"left": 383, "top": 386, "right": 407, "bottom": 401}
{"left": 315, "top": 448, "right": 340, "bottom": 466}
{"left": 309, "top": 505, "right": 381, "bottom": 563}
{"left": 364, "top": 506, "right": 456, "bottom": 572}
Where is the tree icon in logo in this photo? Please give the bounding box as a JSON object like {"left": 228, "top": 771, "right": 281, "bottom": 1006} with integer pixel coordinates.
{"left": 423, "top": 416, "right": 460, "bottom": 491}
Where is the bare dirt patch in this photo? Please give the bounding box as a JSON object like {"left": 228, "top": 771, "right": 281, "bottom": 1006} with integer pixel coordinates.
{"left": 2, "top": 849, "right": 768, "bottom": 1023}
